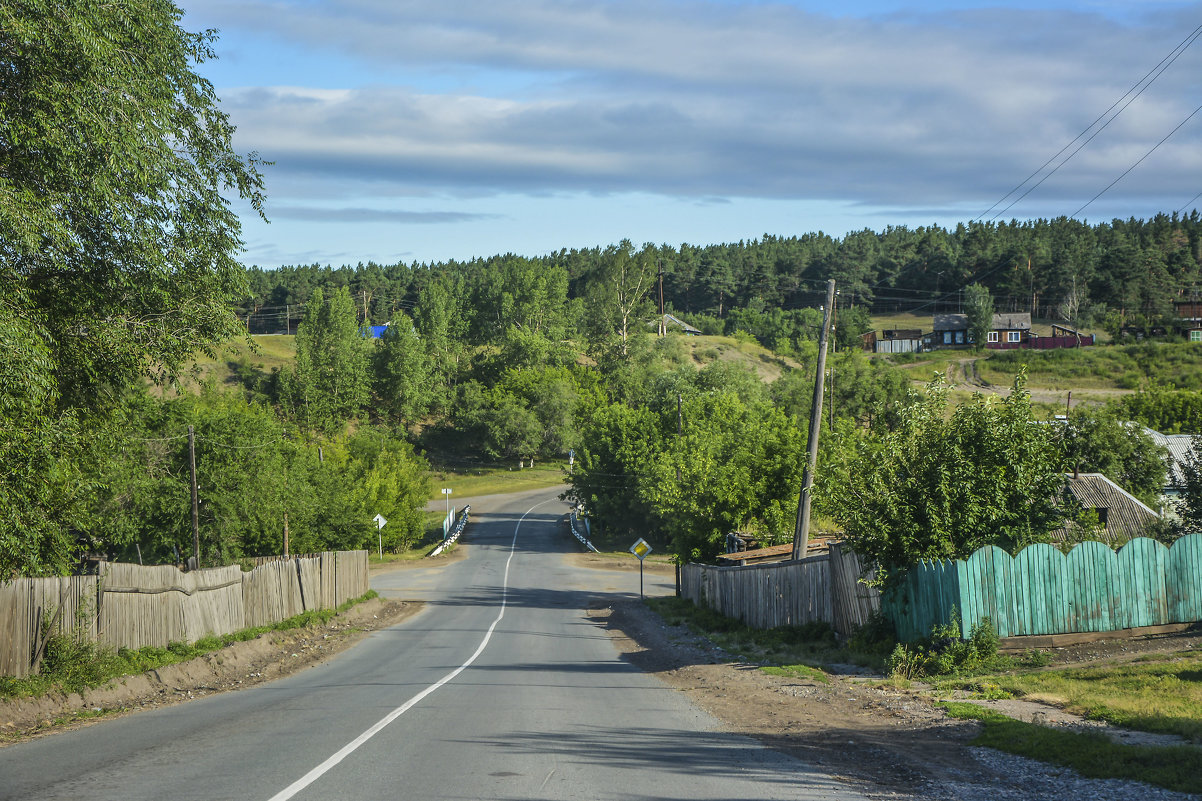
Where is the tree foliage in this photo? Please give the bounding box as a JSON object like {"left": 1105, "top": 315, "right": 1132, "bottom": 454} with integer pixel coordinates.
{"left": 372, "top": 312, "right": 433, "bottom": 428}
{"left": 281, "top": 287, "right": 369, "bottom": 432}
{"left": 1060, "top": 408, "right": 1168, "bottom": 508}
{"left": 824, "top": 374, "right": 1066, "bottom": 586}
{"left": 1177, "top": 436, "right": 1202, "bottom": 534}
{"left": 1113, "top": 386, "right": 1202, "bottom": 435}
{"left": 0, "top": 0, "right": 266, "bottom": 406}
{"left": 567, "top": 365, "right": 808, "bottom": 562}
{"left": 0, "top": 1, "right": 264, "bottom": 575}
{"left": 964, "top": 283, "right": 994, "bottom": 350}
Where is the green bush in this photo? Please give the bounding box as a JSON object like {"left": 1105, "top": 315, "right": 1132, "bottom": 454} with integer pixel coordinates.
{"left": 886, "top": 612, "right": 1004, "bottom": 679}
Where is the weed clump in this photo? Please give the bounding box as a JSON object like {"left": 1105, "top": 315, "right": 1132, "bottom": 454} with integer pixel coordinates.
{"left": 887, "top": 612, "right": 1006, "bottom": 679}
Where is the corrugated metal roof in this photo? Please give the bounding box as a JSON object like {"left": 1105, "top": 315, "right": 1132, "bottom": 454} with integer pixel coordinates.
{"left": 661, "top": 314, "right": 701, "bottom": 334}
{"left": 933, "top": 313, "right": 968, "bottom": 330}
{"left": 1051, "top": 473, "right": 1160, "bottom": 545}
{"left": 1143, "top": 427, "right": 1198, "bottom": 487}
{"left": 992, "top": 312, "right": 1031, "bottom": 331}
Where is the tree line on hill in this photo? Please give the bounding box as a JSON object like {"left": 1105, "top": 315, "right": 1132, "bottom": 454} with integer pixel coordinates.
{"left": 241, "top": 213, "right": 1202, "bottom": 339}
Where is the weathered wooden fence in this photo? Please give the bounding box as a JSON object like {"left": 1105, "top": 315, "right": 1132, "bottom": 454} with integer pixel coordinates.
{"left": 681, "top": 534, "right": 1202, "bottom": 645}
{"left": 0, "top": 550, "right": 369, "bottom": 678}
{"left": 680, "top": 542, "right": 880, "bottom": 639}
{"left": 887, "top": 535, "right": 1202, "bottom": 642}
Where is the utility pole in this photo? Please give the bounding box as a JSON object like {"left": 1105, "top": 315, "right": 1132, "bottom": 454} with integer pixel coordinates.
{"left": 829, "top": 291, "right": 838, "bottom": 431}
{"left": 286, "top": 304, "right": 291, "bottom": 336}
{"left": 283, "top": 512, "right": 290, "bottom": 557}
{"left": 792, "top": 279, "right": 836, "bottom": 561}
{"left": 188, "top": 425, "right": 200, "bottom": 570}
{"left": 658, "top": 259, "right": 665, "bottom": 337}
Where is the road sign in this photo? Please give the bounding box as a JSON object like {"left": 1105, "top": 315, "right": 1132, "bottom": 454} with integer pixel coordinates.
{"left": 373, "top": 514, "right": 387, "bottom": 559}
{"left": 629, "top": 538, "right": 652, "bottom": 598}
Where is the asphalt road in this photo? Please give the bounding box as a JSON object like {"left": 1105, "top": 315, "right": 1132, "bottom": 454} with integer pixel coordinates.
{"left": 0, "top": 486, "right": 870, "bottom": 801}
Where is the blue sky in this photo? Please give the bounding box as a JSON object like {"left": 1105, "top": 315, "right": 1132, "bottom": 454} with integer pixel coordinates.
{"left": 179, "top": 0, "right": 1202, "bottom": 267}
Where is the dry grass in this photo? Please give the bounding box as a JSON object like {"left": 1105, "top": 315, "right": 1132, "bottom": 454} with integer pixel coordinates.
{"left": 943, "top": 650, "right": 1202, "bottom": 742}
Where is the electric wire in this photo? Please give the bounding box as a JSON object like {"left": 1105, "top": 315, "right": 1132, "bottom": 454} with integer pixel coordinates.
{"left": 978, "top": 21, "right": 1202, "bottom": 222}
{"left": 1177, "top": 190, "right": 1202, "bottom": 215}
{"left": 1072, "top": 99, "right": 1202, "bottom": 218}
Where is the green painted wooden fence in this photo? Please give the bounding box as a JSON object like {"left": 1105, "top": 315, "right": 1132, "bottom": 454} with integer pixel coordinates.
{"left": 885, "top": 534, "right": 1202, "bottom": 642}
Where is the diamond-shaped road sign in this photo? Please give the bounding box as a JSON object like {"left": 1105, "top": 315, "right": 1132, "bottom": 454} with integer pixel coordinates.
{"left": 629, "top": 538, "right": 652, "bottom": 561}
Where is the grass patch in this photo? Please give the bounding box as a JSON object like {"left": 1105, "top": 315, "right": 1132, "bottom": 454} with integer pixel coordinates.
{"left": 942, "top": 701, "right": 1202, "bottom": 795}
{"left": 760, "top": 664, "right": 830, "bottom": 683}
{"left": 368, "top": 511, "right": 456, "bottom": 565}
{"left": 427, "top": 461, "right": 568, "bottom": 500}
{"left": 938, "top": 650, "right": 1202, "bottom": 742}
{"left": 0, "top": 590, "right": 379, "bottom": 700}
{"left": 646, "top": 596, "right": 892, "bottom": 671}
{"left": 980, "top": 342, "right": 1202, "bottom": 391}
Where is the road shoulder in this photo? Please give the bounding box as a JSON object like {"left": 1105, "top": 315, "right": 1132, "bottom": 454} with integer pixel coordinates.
{"left": 0, "top": 597, "right": 420, "bottom": 745}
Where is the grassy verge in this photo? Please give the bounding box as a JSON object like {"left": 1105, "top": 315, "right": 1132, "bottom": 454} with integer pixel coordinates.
{"left": 428, "top": 462, "right": 568, "bottom": 500}
{"left": 942, "top": 701, "right": 1202, "bottom": 795}
{"left": 0, "top": 590, "right": 379, "bottom": 700}
{"left": 645, "top": 596, "right": 893, "bottom": 672}
{"left": 936, "top": 650, "right": 1202, "bottom": 741}
{"left": 368, "top": 511, "right": 455, "bottom": 565}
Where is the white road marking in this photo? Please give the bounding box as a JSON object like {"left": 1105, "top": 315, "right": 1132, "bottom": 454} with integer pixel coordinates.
{"left": 266, "top": 501, "right": 552, "bottom": 801}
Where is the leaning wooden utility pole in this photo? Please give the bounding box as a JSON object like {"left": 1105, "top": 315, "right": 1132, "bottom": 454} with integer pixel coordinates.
{"left": 791, "top": 279, "right": 836, "bottom": 561}
{"left": 188, "top": 425, "right": 200, "bottom": 570}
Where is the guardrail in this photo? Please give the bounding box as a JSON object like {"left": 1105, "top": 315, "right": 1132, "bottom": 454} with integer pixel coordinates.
{"left": 430, "top": 505, "right": 471, "bottom": 557}
{"left": 568, "top": 512, "right": 599, "bottom": 553}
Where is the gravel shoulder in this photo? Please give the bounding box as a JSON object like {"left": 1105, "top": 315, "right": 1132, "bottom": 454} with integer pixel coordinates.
{"left": 591, "top": 597, "right": 1201, "bottom": 801}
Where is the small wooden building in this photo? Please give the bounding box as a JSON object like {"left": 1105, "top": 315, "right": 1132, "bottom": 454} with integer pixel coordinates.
{"left": 1177, "top": 300, "right": 1202, "bottom": 343}
{"left": 985, "top": 312, "right": 1032, "bottom": 349}
{"left": 931, "top": 313, "right": 970, "bottom": 348}
{"left": 873, "top": 328, "right": 924, "bottom": 354}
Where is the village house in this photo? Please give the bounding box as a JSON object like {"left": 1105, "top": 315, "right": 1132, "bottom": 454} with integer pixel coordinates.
{"left": 1051, "top": 472, "right": 1163, "bottom": 546}
{"left": 928, "top": 312, "right": 1032, "bottom": 349}
{"left": 1143, "top": 426, "right": 1199, "bottom": 520}
{"left": 1176, "top": 299, "right": 1202, "bottom": 343}
{"left": 984, "top": 312, "right": 1032, "bottom": 348}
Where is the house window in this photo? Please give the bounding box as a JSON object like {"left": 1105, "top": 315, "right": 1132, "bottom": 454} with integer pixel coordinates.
{"left": 1007, "top": 331, "right": 1021, "bottom": 343}
{"left": 987, "top": 331, "right": 999, "bottom": 343}
{"left": 955, "top": 331, "right": 965, "bottom": 344}
{"left": 1192, "top": 330, "right": 1202, "bottom": 342}
{"left": 943, "top": 331, "right": 953, "bottom": 345}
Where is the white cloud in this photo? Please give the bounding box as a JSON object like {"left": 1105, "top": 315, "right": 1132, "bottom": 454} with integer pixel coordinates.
{"left": 197, "top": 1, "right": 1202, "bottom": 223}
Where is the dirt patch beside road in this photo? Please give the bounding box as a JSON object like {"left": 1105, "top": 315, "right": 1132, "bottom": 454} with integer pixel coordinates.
{"left": 0, "top": 597, "right": 420, "bottom": 744}
{"left": 592, "top": 599, "right": 1200, "bottom": 801}
{"left": 591, "top": 600, "right": 987, "bottom": 798}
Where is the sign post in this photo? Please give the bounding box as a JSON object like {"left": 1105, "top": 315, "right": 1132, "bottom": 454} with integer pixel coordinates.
{"left": 373, "top": 513, "right": 387, "bottom": 559}
{"left": 441, "top": 488, "right": 453, "bottom": 539}
{"left": 629, "top": 538, "right": 653, "bottom": 599}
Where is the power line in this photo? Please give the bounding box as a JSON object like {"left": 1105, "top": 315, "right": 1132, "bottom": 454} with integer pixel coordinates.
{"left": 978, "top": 22, "right": 1202, "bottom": 222}
{"left": 1177, "top": 190, "right": 1202, "bottom": 215}
{"left": 1072, "top": 99, "right": 1202, "bottom": 218}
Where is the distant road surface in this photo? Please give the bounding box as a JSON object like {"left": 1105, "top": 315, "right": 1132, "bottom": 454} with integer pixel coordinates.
{"left": 0, "top": 485, "right": 870, "bottom": 801}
